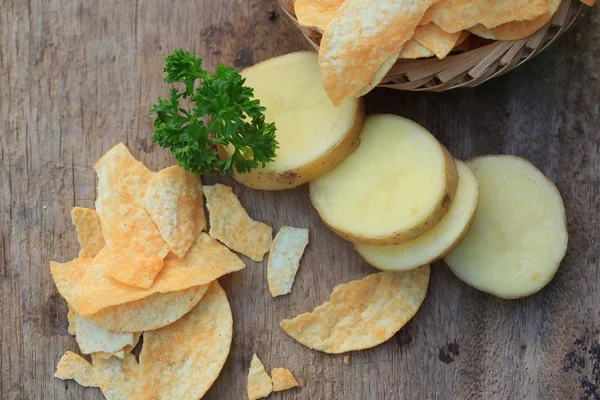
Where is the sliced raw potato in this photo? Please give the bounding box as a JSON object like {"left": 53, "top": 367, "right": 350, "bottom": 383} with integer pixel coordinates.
{"left": 294, "top": 0, "right": 345, "bottom": 32}
{"left": 267, "top": 226, "right": 309, "bottom": 297}
{"left": 204, "top": 184, "right": 272, "bottom": 261}
{"left": 247, "top": 354, "right": 273, "bottom": 400}
{"left": 140, "top": 281, "right": 232, "bottom": 399}
{"left": 226, "top": 52, "right": 364, "bottom": 190}
{"left": 399, "top": 41, "right": 435, "bottom": 59}
{"left": 468, "top": 0, "right": 559, "bottom": 40}
{"left": 94, "top": 143, "right": 169, "bottom": 289}
{"left": 444, "top": 155, "right": 568, "bottom": 299}
{"left": 319, "top": 0, "right": 436, "bottom": 104}
{"left": 71, "top": 207, "right": 105, "bottom": 258}
{"left": 84, "top": 285, "right": 209, "bottom": 332}
{"left": 280, "top": 267, "right": 430, "bottom": 353}
{"left": 422, "top": 0, "right": 549, "bottom": 33}
{"left": 73, "top": 314, "right": 136, "bottom": 355}
{"left": 271, "top": 368, "right": 299, "bottom": 392}
{"left": 412, "top": 22, "right": 462, "bottom": 59}
{"left": 355, "top": 161, "right": 478, "bottom": 271}
{"left": 310, "top": 115, "right": 458, "bottom": 245}
{"left": 144, "top": 165, "right": 206, "bottom": 258}
{"left": 55, "top": 352, "right": 140, "bottom": 400}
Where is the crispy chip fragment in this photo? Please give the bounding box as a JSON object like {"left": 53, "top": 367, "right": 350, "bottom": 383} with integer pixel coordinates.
{"left": 319, "top": 0, "right": 436, "bottom": 104}
{"left": 57, "top": 233, "right": 243, "bottom": 316}
{"left": 204, "top": 184, "right": 272, "bottom": 262}
{"left": 271, "top": 367, "right": 299, "bottom": 392}
{"left": 294, "top": 0, "right": 345, "bottom": 32}
{"left": 268, "top": 226, "right": 309, "bottom": 297}
{"left": 74, "top": 314, "right": 136, "bottom": 355}
{"left": 55, "top": 351, "right": 140, "bottom": 400}
{"left": 139, "top": 281, "right": 232, "bottom": 399}
{"left": 71, "top": 207, "right": 105, "bottom": 258}
{"left": 95, "top": 143, "right": 169, "bottom": 288}
{"left": 423, "top": 0, "right": 549, "bottom": 33}
{"left": 84, "top": 285, "right": 209, "bottom": 332}
{"left": 412, "top": 23, "right": 462, "bottom": 59}
{"left": 144, "top": 166, "right": 206, "bottom": 259}
{"left": 93, "top": 333, "right": 141, "bottom": 360}
{"left": 280, "top": 267, "right": 430, "bottom": 353}
{"left": 399, "top": 40, "right": 435, "bottom": 59}
{"left": 248, "top": 354, "right": 272, "bottom": 400}
{"left": 67, "top": 306, "right": 77, "bottom": 335}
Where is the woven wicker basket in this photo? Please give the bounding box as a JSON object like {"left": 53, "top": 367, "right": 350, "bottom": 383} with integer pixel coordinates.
{"left": 278, "top": 0, "right": 584, "bottom": 91}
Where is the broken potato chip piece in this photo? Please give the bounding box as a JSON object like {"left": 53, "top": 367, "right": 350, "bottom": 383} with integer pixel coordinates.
{"left": 140, "top": 281, "right": 232, "bottom": 400}
{"left": 294, "top": 0, "right": 344, "bottom": 32}
{"left": 271, "top": 367, "right": 299, "bottom": 392}
{"left": 399, "top": 40, "right": 435, "bottom": 59}
{"left": 204, "top": 184, "right": 272, "bottom": 262}
{"left": 71, "top": 207, "right": 105, "bottom": 258}
{"left": 412, "top": 22, "right": 462, "bottom": 59}
{"left": 280, "top": 267, "right": 430, "bottom": 353}
{"left": 268, "top": 226, "right": 309, "bottom": 297}
{"left": 248, "top": 354, "right": 273, "bottom": 400}
{"left": 144, "top": 165, "right": 206, "bottom": 259}
{"left": 92, "top": 333, "right": 141, "bottom": 360}
{"left": 73, "top": 313, "right": 136, "bottom": 355}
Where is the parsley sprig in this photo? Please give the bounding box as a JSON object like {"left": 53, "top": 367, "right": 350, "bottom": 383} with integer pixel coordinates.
{"left": 150, "top": 50, "right": 278, "bottom": 175}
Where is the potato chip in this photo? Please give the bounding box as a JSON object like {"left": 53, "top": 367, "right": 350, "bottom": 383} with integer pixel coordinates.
{"left": 412, "top": 23, "right": 462, "bottom": 59}
{"left": 85, "top": 285, "right": 208, "bottom": 332}
{"left": 55, "top": 233, "right": 244, "bottom": 316}
{"left": 204, "top": 184, "right": 272, "bottom": 262}
{"left": 271, "top": 367, "right": 299, "bottom": 392}
{"left": 280, "top": 267, "right": 430, "bottom": 353}
{"left": 399, "top": 40, "right": 435, "bottom": 59}
{"left": 71, "top": 207, "right": 105, "bottom": 258}
{"left": 93, "top": 333, "right": 141, "bottom": 360}
{"left": 294, "top": 0, "right": 345, "bottom": 32}
{"left": 581, "top": 0, "right": 595, "bottom": 6}
{"left": 355, "top": 49, "right": 401, "bottom": 97}
{"left": 268, "top": 226, "right": 309, "bottom": 297}
{"left": 74, "top": 314, "right": 136, "bottom": 355}
{"left": 468, "top": 0, "right": 559, "bottom": 41}
{"left": 139, "top": 281, "right": 232, "bottom": 399}
{"left": 248, "top": 354, "right": 272, "bottom": 400}
{"left": 144, "top": 165, "right": 206, "bottom": 259}
{"left": 67, "top": 305, "right": 77, "bottom": 335}
{"left": 55, "top": 351, "right": 140, "bottom": 400}
{"left": 95, "top": 143, "right": 169, "bottom": 288}
{"left": 319, "top": 0, "right": 436, "bottom": 104}
{"left": 423, "top": 0, "right": 549, "bottom": 33}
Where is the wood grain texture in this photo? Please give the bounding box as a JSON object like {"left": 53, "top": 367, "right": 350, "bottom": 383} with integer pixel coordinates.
{"left": 1, "top": 0, "right": 599, "bottom": 399}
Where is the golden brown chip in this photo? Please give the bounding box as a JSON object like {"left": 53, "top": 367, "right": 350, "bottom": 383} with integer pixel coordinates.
{"left": 144, "top": 166, "right": 206, "bottom": 259}
{"left": 55, "top": 351, "right": 140, "bottom": 400}
{"left": 294, "top": 0, "right": 345, "bottom": 32}
{"left": 423, "top": 0, "right": 549, "bottom": 33}
{"left": 268, "top": 226, "right": 309, "bottom": 297}
{"left": 93, "top": 333, "right": 141, "bottom": 360}
{"left": 94, "top": 143, "right": 169, "bottom": 289}
{"left": 84, "top": 285, "right": 208, "bottom": 332}
{"left": 71, "top": 207, "right": 105, "bottom": 258}
{"left": 67, "top": 305, "right": 77, "bottom": 335}
{"left": 412, "top": 23, "right": 462, "bottom": 59}
{"left": 204, "top": 184, "right": 272, "bottom": 262}
{"left": 271, "top": 367, "right": 299, "bottom": 392}
{"left": 74, "top": 314, "right": 136, "bottom": 355}
{"left": 468, "top": 0, "right": 559, "bottom": 40}
{"left": 319, "top": 0, "right": 436, "bottom": 104}
{"left": 248, "top": 354, "right": 272, "bottom": 400}
{"left": 280, "top": 267, "right": 430, "bottom": 353}
{"left": 55, "top": 233, "right": 243, "bottom": 316}
{"left": 139, "top": 281, "right": 232, "bottom": 399}
{"left": 399, "top": 40, "right": 435, "bottom": 59}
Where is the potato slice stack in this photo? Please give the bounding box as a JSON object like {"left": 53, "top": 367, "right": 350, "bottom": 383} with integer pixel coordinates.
{"left": 294, "top": 0, "right": 595, "bottom": 104}
{"left": 52, "top": 144, "right": 274, "bottom": 399}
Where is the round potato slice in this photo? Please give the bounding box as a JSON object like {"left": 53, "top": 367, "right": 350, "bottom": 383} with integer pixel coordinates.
{"left": 444, "top": 155, "right": 568, "bottom": 299}
{"left": 355, "top": 160, "right": 478, "bottom": 270}
{"left": 224, "top": 51, "right": 365, "bottom": 190}
{"left": 309, "top": 114, "right": 458, "bottom": 245}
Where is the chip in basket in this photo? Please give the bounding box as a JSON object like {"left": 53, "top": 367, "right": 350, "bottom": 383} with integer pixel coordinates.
{"left": 294, "top": 0, "right": 344, "bottom": 32}
{"left": 412, "top": 22, "right": 463, "bottom": 59}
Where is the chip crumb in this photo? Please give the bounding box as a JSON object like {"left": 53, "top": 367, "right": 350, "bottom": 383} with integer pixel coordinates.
{"left": 204, "top": 184, "right": 272, "bottom": 262}
{"left": 271, "top": 367, "right": 299, "bottom": 392}
{"left": 247, "top": 354, "right": 272, "bottom": 400}
{"left": 268, "top": 226, "right": 309, "bottom": 297}
{"left": 344, "top": 355, "right": 350, "bottom": 365}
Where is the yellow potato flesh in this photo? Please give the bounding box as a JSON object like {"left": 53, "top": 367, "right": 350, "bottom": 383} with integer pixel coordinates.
{"left": 444, "top": 156, "right": 568, "bottom": 299}
{"left": 355, "top": 161, "right": 478, "bottom": 270}
{"left": 240, "top": 51, "right": 359, "bottom": 171}
{"left": 310, "top": 114, "right": 452, "bottom": 242}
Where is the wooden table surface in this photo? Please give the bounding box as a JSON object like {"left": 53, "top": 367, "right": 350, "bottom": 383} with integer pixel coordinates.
{"left": 1, "top": 1, "right": 600, "bottom": 399}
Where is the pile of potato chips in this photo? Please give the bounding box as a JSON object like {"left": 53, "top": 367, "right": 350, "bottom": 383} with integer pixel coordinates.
{"left": 51, "top": 143, "right": 280, "bottom": 399}
{"left": 293, "top": 0, "right": 595, "bottom": 104}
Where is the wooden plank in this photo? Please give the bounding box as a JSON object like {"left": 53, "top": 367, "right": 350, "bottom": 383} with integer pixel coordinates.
{"left": 0, "top": 0, "right": 599, "bottom": 399}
